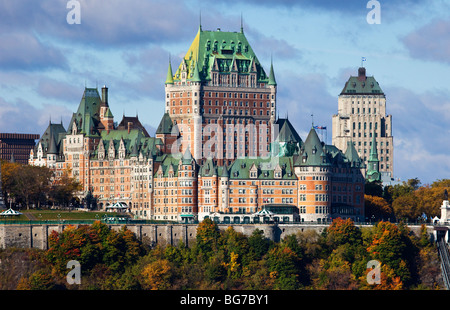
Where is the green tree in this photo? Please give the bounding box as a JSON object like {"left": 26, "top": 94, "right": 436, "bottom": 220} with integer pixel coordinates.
{"left": 247, "top": 228, "right": 272, "bottom": 261}
{"left": 267, "top": 244, "right": 301, "bottom": 289}
{"left": 195, "top": 218, "right": 220, "bottom": 258}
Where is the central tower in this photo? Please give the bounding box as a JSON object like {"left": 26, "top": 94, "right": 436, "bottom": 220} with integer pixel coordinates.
{"left": 164, "top": 26, "right": 277, "bottom": 165}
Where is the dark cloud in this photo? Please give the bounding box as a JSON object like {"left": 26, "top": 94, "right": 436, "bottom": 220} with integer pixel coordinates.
{"left": 0, "top": 0, "right": 199, "bottom": 48}
{"left": 0, "top": 32, "right": 67, "bottom": 71}
{"left": 401, "top": 19, "right": 450, "bottom": 64}
{"left": 0, "top": 97, "right": 72, "bottom": 134}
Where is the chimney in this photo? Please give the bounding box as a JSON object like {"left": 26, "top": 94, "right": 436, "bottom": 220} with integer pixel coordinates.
{"left": 128, "top": 122, "right": 133, "bottom": 133}
{"left": 102, "top": 85, "right": 108, "bottom": 106}
{"left": 357, "top": 67, "right": 366, "bottom": 81}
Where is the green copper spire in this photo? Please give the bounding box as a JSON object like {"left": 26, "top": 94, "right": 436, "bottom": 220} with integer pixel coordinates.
{"left": 369, "top": 134, "right": 378, "bottom": 161}
{"left": 268, "top": 58, "right": 276, "bottom": 86}
{"left": 190, "top": 60, "right": 201, "bottom": 82}
{"left": 366, "top": 133, "right": 381, "bottom": 182}
{"left": 165, "top": 58, "right": 174, "bottom": 85}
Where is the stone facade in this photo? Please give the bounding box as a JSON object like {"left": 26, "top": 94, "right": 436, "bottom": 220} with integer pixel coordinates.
{"left": 332, "top": 67, "right": 394, "bottom": 181}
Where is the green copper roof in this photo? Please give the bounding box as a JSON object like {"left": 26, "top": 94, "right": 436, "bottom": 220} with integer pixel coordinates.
{"left": 154, "top": 154, "right": 181, "bottom": 178}
{"left": 165, "top": 60, "right": 174, "bottom": 85}
{"left": 35, "top": 122, "right": 66, "bottom": 157}
{"left": 366, "top": 134, "right": 381, "bottom": 182}
{"left": 295, "top": 127, "right": 331, "bottom": 167}
{"left": 268, "top": 61, "right": 276, "bottom": 86}
{"left": 173, "top": 28, "right": 270, "bottom": 83}
{"left": 200, "top": 158, "right": 218, "bottom": 177}
{"left": 340, "top": 67, "right": 384, "bottom": 95}
{"left": 275, "top": 118, "right": 302, "bottom": 145}
{"left": 68, "top": 88, "right": 103, "bottom": 137}
{"left": 156, "top": 113, "right": 175, "bottom": 135}
{"left": 93, "top": 128, "right": 159, "bottom": 159}
{"left": 104, "top": 107, "right": 113, "bottom": 118}
{"left": 344, "top": 140, "right": 364, "bottom": 168}
{"left": 228, "top": 156, "right": 296, "bottom": 180}
{"left": 369, "top": 133, "right": 379, "bottom": 162}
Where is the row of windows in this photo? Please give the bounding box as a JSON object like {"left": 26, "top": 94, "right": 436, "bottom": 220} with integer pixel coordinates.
{"left": 168, "top": 91, "right": 272, "bottom": 100}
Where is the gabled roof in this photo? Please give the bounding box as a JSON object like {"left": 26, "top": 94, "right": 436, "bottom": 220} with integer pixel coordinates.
{"left": 200, "top": 158, "right": 218, "bottom": 177}
{"left": 117, "top": 115, "right": 150, "bottom": 137}
{"left": 34, "top": 122, "right": 66, "bottom": 158}
{"left": 228, "top": 156, "right": 296, "bottom": 180}
{"left": 156, "top": 113, "right": 175, "bottom": 135}
{"left": 67, "top": 87, "right": 103, "bottom": 137}
{"left": 275, "top": 118, "right": 302, "bottom": 145}
{"left": 93, "top": 128, "right": 159, "bottom": 159}
{"left": 181, "top": 147, "right": 195, "bottom": 165}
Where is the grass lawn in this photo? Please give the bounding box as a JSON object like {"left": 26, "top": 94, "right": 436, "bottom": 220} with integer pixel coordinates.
{"left": 2, "top": 209, "right": 123, "bottom": 221}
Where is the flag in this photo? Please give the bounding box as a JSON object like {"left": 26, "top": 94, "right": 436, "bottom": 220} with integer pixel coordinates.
{"left": 314, "top": 126, "right": 327, "bottom": 130}
{"left": 362, "top": 57, "right": 367, "bottom": 62}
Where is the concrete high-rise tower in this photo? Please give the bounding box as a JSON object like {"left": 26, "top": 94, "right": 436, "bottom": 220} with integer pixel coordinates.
{"left": 332, "top": 66, "right": 394, "bottom": 181}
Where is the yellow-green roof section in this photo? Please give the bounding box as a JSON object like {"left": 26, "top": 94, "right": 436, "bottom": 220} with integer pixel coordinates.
{"left": 172, "top": 27, "right": 270, "bottom": 84}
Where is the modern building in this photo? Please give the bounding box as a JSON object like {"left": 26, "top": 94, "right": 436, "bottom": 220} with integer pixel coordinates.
{"left": 0, "top": 133, "right": 40, "bottom": 164}
{"left": 332, "top": 66, "right": 394, "bottom": 181}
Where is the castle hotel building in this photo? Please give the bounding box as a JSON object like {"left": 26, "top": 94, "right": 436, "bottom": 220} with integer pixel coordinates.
{"left": 29, "top": 25, "right": 366, "bottom": 223}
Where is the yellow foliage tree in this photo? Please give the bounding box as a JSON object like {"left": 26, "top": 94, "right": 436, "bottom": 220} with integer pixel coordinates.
{"left": 141, "top": 259, "right": 172, "bottom": 290}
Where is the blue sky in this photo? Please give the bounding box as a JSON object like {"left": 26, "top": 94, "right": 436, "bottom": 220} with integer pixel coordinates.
{"left": 0, "top": 0, "right": 449, "bottom": 185}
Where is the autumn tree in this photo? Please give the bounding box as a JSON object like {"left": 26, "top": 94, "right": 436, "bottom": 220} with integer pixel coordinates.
{"left": 392, "top": 194, "right": 418, "bottom": 222}
{"left": 4, "top": 164, "right": 53, "bottom": 209}
{"left": 46, "top": 222, "right": 145, "bottom": 281}
{"left": 48, "top": 168, "right": 81, "bottom": 207}
{"left": 141, "top": 259, "right": 173, "bottom": 290}
{"left": 366, "top": 221, "right": 413, "bottom": 285}
{"left": 365, "top": 194, "right": 393, "bottom": 220}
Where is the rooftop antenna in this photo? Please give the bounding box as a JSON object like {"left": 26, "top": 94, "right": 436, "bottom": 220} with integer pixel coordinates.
{"left": 240, "top": 13, "right": 244, "bottom": 33}
{"left": 311, "top": 113, "right": 314, "bottom": 128}
{"left": 199, "top": 11, "right": 202, "bottom": 31}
